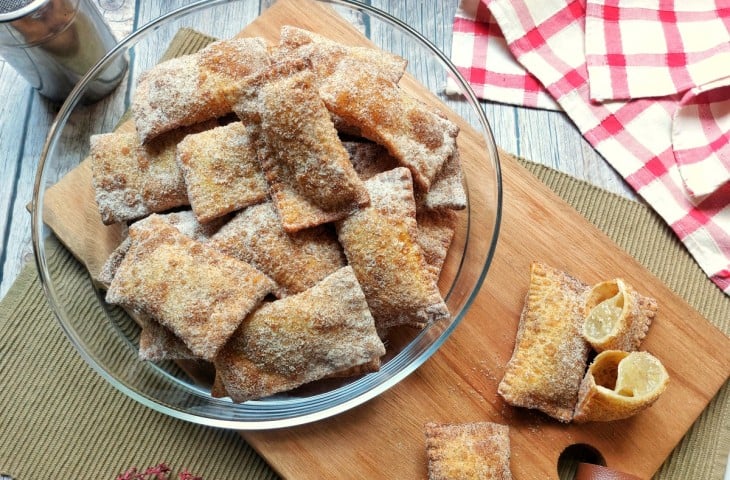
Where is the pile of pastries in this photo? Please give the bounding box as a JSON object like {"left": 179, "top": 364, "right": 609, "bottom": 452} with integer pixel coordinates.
{"left": 90, "top": 27, "right": 466, "bottom": 402}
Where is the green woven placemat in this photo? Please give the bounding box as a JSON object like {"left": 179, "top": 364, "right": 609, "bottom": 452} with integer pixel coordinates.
{"left": 1, "top": 29, "right": 727, "bottom": 480}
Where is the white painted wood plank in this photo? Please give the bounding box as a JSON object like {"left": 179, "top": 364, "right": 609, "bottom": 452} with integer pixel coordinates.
{"left": 0, "top": 63, "right": 34, "bottom": 299}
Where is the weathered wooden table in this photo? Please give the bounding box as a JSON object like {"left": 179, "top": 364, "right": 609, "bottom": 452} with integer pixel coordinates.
{"left": 0, "top": 0, "right": 636, "bottom": 300}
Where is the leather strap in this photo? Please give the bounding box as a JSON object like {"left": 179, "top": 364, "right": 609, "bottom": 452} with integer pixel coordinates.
{"left": 576, "top": 463, "right": 644, "bottom": 480}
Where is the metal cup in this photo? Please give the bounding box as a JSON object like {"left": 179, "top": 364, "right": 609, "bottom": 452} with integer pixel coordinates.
{"left": 0, "top": 0, "right": 127, "bottom": 104}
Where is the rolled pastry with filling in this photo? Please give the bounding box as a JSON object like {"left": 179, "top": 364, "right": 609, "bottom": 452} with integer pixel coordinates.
{"left": 573, "top": 350, "right": 669, "bottom": 423}
{"left": 582, "top": 278, "right": 658, "bottom": 352}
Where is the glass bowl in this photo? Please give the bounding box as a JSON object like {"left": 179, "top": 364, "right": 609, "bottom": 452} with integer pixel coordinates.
{"left": 32, "top": 0, "right": 502, "bottom": 429}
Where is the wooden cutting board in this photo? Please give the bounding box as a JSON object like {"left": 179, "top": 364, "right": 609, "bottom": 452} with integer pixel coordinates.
{"left": 41, "top": 0, "right": 729, "bottom": 478}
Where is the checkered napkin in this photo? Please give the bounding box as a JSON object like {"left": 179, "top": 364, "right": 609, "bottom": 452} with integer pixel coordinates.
{"left": 585, "top": 0, "right": 730, "bottom": 102}
{"left": 450, "top": 0, "right": 730, "bottom": 295}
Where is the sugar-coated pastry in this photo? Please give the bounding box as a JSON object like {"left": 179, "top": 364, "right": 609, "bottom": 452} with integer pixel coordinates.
{"left": 278, "top": 25, "right": 407, "bottom": 84}
{"left": 336, "top": 167, "right": 450, "bottom": 331}
{"left": 425, "top": 421, "right": 513, "bottom": 480}
{"left": 106, "top": 215, "right": 276, "bottom": 360}
{"left": 97, "top": 210, "right": 226, "bottom": 287}
{"left": 209, "top": 202, "right": 346, "bottom": 298}
{"left": 132, "top": 37, "right": 271, "bottom": 143}
{"left": 233, "top": 60, "right": 369, "bottom": 232}
{"left": 498, "top": 262, "right": 590, "bottom": 422}
{"left": 416, "top": 207, "right": 457, "bottom": 280}
{"left": 90, "top": 122, "right": 213, "bottom": 225}
{"left": 213, "top": 266, "right": 385, "bottom": 402}
{"left": 177, "top": 122, "right": 269, "bottom": 223}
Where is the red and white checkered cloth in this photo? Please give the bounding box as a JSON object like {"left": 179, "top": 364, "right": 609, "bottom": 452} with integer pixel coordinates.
{"left": 450, "top": 0, "right": 730, "bottom": 295}
{"left": 585, "top": 0, "right": 730, "bottom": 102}
{"left": 447, "top": 0, "right": 560, "bottom": 110}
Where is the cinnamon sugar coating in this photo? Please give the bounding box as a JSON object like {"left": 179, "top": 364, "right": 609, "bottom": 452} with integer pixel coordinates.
{"left": 425, "top": 422, "right": 513, "bottom": 480}
{"left": 497, "top": 262, "right": 591, "bottom": 422}
{"left": 214, "top": 266, "right": 385, "bottom": 402}
{"left": 233, "top": 61, "right": 369, "bottom": 232}
{"left": 209, "top": 202, "right": 346, "bottom": 298}
{"left": 177, "top": 122, "right": 269, "bottom": 223}
{"left": 132, "top": 37, "right": 271, "bottom": 143}
{"left": 336, "top": 168, "right": 450, "bottom": 331}
{"left": 106, "top": 215, "right": 276, "bottom": 360}
{"left": 90, "top": 122, "right": 213, "bottom": 225}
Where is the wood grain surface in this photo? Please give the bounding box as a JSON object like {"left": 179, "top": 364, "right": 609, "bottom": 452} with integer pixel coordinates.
{"left": 39, "top": 1, "right": 729, "bottom": 479}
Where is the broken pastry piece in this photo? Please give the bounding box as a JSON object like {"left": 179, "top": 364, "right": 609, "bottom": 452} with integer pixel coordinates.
{"left": 177, "top": 122, "right": 269, "bottom": 223}
{"left": 233, "top": 60, "right": 369, "bottom": 232}
{"left": 497, "top": 262, "right": 590, "bottom": 422}
{"left": 106, "top": 215, "right": 276, "bottom": 360}
{"left": 132, "top": 37, "right": 271, "bottom": 143}
{"left": 90, "top": 122, "right": 214, "bottom": 225}
{"left": 336, "top": 167, "right": 450, "bottom": 332}
{"left": 573, "top": 350, "right": 669, "bottom": 423}
{"left": 209, "top": 201, "right": 346, "bottom": 298}
{"left": 137, "top": 313, "right": 196, "bottom": 362}
{"left": 425, "top": 421, "right": 512, "bottom": 480}
{"left": 213, "top": 266, "right": 386, "bottom": 402}
{"left": 418, "top": 150, "right": 467, "bottom": 211}
{"left": 582, "top": 278, "right": 658, "bottom": 352}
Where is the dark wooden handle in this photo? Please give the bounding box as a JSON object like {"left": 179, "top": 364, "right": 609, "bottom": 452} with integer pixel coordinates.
{"left": 576, "top": 463, "right": 644, "bottom": 480}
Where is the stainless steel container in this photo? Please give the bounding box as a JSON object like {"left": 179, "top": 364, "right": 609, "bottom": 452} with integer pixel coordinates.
{"left": 0, "top": 0, "right": 127, "bottom": 103}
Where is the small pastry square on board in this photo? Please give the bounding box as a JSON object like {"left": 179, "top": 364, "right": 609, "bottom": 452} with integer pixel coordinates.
{"left": 425, "top": 421, "right": 512, "bottom": 480}
{"left": 105, "top": 215, "right": 276, "bottom": 360}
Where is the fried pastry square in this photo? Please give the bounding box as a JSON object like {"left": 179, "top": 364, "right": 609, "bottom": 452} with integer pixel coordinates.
{"left": 317, "top": 59, "right": 458, "bottom": 192}
{"left": 132, "top": 37, "right": 271, "bottom": 143}
{"left": 416, "top": 207, "right": 457, "bottom": 280}
{"left": 106, "top": 215, "right": 276, "bottom": 360}
{"left": 209, "top": 202, "right": 346, "bottom": 297}
{"left": 336, "top": 167, "right": 450, "bottom": 331}
{"left": 497, "top": 262, "right": 591, "bottom": 422}
{"left": 345, "top": 140, "right": 467, "bottom": 210}
{"left": 582, "top": 278, "right": 658, "bottom": 352}
{"left": 90, "top": 122, "right": 216, "bottom": 225}
{"left": 277, "top": 26, "right": 407, "bottom": 84}
{"left": 425, "top": 421, "right": 512, "bottom": 480}
{"left": 233, "top": 62, "right": 369, "bottom": 232}
{"left": 97, "top": 210, "right": 226, "bottom": 286}
{"left": 418, "top": 150, "right": 467, "bottom": 211}
{"left": 137, "top": 313, "right": 196, "bottom": 362}
{"left": 177, "top": 122, "right": 269, "bottom": 222}
{"left": 213, "top": 266, "right": 385, "bottom": 402}
{"left": 573, "top": 350, "right": 669, "bottom": 423}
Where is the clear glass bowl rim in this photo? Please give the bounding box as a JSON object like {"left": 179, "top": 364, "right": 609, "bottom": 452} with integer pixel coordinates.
{"left": 31, "top": 0, "right": 503, "bottom": 429}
